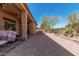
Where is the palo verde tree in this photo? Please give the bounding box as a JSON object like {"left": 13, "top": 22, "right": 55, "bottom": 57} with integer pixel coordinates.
{"left": 64, "top": 12, "right": 79, "bottom": 37}
{"left": 68, "top": 13, "right": 79, "bottom": 32}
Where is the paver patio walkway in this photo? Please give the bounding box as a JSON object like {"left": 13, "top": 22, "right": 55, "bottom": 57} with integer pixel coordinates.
{"left": 0, "top": 40, "right": 23, "bottom": 56}
{"left": 4, "top": 31, "right": 75, "bottom": 56}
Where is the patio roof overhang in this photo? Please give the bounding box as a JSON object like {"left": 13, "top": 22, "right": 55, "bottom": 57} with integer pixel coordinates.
{"left": 0, "top": 3, "right": 22, "bottom": 20}
{"left": 14, "top": 3, "right": 37, "bottom": 25}
{"left": 0, "top": 3, "right": 37, "bottom": 26}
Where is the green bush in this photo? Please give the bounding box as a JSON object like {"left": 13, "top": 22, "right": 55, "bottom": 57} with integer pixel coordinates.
{"left": 64, "top": 27, "right": 73, "bottom": 37}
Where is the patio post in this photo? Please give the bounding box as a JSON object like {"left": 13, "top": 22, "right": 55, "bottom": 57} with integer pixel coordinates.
{"left": 21, "top": 11, "right": 27, "bottom": 40}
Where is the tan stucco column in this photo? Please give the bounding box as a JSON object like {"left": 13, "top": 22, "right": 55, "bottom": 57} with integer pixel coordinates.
{"left": 0, "top": 17, "right": 4, "bottom": 30}
{"left": 21, "top": 11, "right": 27, "bottom": 40}
{"left": 30, "top": 22, "right": 33, "bottom": 34}
{"left": 33, "top": 23, "right": 36, "bottom": 33}
{"left": 0, "top": 11, "right": 4, "bottom": 30}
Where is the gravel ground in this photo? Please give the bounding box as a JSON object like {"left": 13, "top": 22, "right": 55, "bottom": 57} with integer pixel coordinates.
{"left": 45, "top": 33, "right": 79, "bottom": 56}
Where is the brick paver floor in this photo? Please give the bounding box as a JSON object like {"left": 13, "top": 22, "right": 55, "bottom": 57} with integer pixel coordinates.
{"left": 4, "top": 32, "right": 74, "bottom": 56}
{"left": 0, "top": 40, "right": 23, "bottom": 56}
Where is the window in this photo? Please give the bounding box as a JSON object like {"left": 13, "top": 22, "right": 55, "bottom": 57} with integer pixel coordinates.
{"left": 3, "top": 17, "right": 16, "bottom": 31}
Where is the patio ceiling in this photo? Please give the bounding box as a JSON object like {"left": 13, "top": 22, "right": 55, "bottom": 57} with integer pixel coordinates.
{"left": 0, "top": 3, "right": 37, "bottom": 25}
{"left": 0, "top": 3, "right": 22, "bottom": 20}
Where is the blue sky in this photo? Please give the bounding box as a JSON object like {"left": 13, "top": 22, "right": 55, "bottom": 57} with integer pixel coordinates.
{"left": 27, "top": 3, "right": 79, "bottom": 28}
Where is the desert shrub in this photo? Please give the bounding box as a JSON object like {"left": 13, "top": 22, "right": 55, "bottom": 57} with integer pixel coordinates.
{"left": 64, "top": 26, "right": 73, "bottom": 37}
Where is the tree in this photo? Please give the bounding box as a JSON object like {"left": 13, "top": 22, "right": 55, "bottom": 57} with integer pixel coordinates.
{"left": 40, "top": 16, "right": 59, "bottom": 32}
{"left": 64, "top": 13, "right": 79, "bottom": 37}
{"left": 68, "top": 13, "right": 77, "bottom": 25}
{"left": 40, "top": 17, "right": 49, "bottom": 29}
{"left": 68, "top": 13, "right": 79, "bottom": 32}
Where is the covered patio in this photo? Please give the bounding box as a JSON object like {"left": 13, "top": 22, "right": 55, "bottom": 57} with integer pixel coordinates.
{"left": 0, "top": 3, "right": 37, "bottom": 44}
